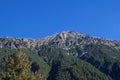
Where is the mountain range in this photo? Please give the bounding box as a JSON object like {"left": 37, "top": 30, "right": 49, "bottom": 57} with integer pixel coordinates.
{"left": 0, "top": 30, "right": 120, "bottom": 80}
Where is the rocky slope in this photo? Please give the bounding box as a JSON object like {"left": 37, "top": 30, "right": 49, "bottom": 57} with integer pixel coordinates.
{"left": 0, "top": 30, "right": 120, "bottom": 51}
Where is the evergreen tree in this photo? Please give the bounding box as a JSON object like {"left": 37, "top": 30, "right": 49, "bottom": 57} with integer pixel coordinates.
{"left": 0, "top": 49, "right": 43, "bottom": 80}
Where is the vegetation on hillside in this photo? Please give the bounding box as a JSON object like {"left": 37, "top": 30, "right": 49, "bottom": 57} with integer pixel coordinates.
{"left": 81, "top": 44, "right": 120, "bottom": 80}
{"left": 1, "top": 44, "right": 120, "bottom": 80}
{"left": 38, "top": 45, "right": 112, "bottom": 80}
{"left": 0, "top": 49, "right": 43, "bottom": 80}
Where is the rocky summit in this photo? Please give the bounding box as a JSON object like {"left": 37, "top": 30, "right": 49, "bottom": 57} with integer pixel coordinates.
{"left": 0, "top": 30, "right": 120, "bottom": 51}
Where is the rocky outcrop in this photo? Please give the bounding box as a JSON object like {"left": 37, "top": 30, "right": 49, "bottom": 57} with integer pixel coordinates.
{"left": 39, "top": 30, "right": 120, "bottom": 50}
{"left": 0, "top": 30, "right": 120, "bottom": 51}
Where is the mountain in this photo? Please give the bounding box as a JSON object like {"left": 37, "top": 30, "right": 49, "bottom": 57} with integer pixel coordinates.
{"left": 0, "top": 30, "right": 120, "bottom": 80}
{"left": 1, "top": 30, "right": 120, "bottom": 50}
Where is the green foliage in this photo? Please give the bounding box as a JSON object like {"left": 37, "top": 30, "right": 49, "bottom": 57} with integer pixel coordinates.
{"left": 81, "top": 44, "right": 120, "bottom": 80}
{"left": 22, "top": 48, "right": 50, "bottom": 78}
{"left": 0, "top": 49, "right": 43, "bottom": 80}
{"left": 1, "top": 44, "right": 120, "bottom": 80}
{"left": 38, "top": 45, "right": 111, "bottom": 80}
{"left": 55, "top": 58, "right": 111, "bottom": 80}
{"left": 38, "top": 45, "right": 67, "bottom": 66}
{"left": 0, "top": 47, "right": 50, "bottom": 78}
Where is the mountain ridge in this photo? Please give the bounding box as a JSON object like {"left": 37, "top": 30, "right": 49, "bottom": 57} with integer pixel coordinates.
{"left": 0, "top": 30, "right": 120, "bottom": 51}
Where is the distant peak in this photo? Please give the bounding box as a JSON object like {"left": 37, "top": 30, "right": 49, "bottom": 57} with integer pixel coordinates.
{"left": 57, "top": 30, "right": 85, "bottom": 38}
{"left": 60, "top": 30, "right": 76, "bottom": 33}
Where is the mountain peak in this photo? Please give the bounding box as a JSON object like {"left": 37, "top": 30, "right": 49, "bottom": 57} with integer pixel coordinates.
{"left": 59, "top": 30, "right": 84, "bottom": 35}
{"left": 41, "top": 30, "right": 120, "bottom": 50}
{"left": 60, "top": 30, "right": 76, "bottom": 33}
{"left": 57, "top": 30, "right": 86, "bottom": 39}
{"left": 0, "top": 30, "right": 120, "bottom": 51}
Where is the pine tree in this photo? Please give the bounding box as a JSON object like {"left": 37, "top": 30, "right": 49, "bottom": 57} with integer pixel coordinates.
{"left": 0, "top": 49, "right": 43, "bottom": 80}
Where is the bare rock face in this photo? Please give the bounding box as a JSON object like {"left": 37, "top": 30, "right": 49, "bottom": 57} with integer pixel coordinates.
{"left": 38, "top": 30, "right": 120, "bottom": 51}
{"left": 0, "top": 30, "right": 120, "bottom": 52}
{"left": 44, "top": 30, "right": 87, "bottom": 48}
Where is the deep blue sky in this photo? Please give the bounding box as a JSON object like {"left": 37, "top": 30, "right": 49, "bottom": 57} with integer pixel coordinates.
{"left": 0, "top": 0, "right": 120, "bottom": 40}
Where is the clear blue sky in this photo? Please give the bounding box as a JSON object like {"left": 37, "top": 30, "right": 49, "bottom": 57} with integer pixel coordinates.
{"left": 0, "top": 0, "right": 120, "bottom": 40}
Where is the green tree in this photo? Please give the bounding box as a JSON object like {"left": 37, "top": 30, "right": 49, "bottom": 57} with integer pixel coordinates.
{"left": 0, "top": 49, "right": 43, "bottom": 80}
